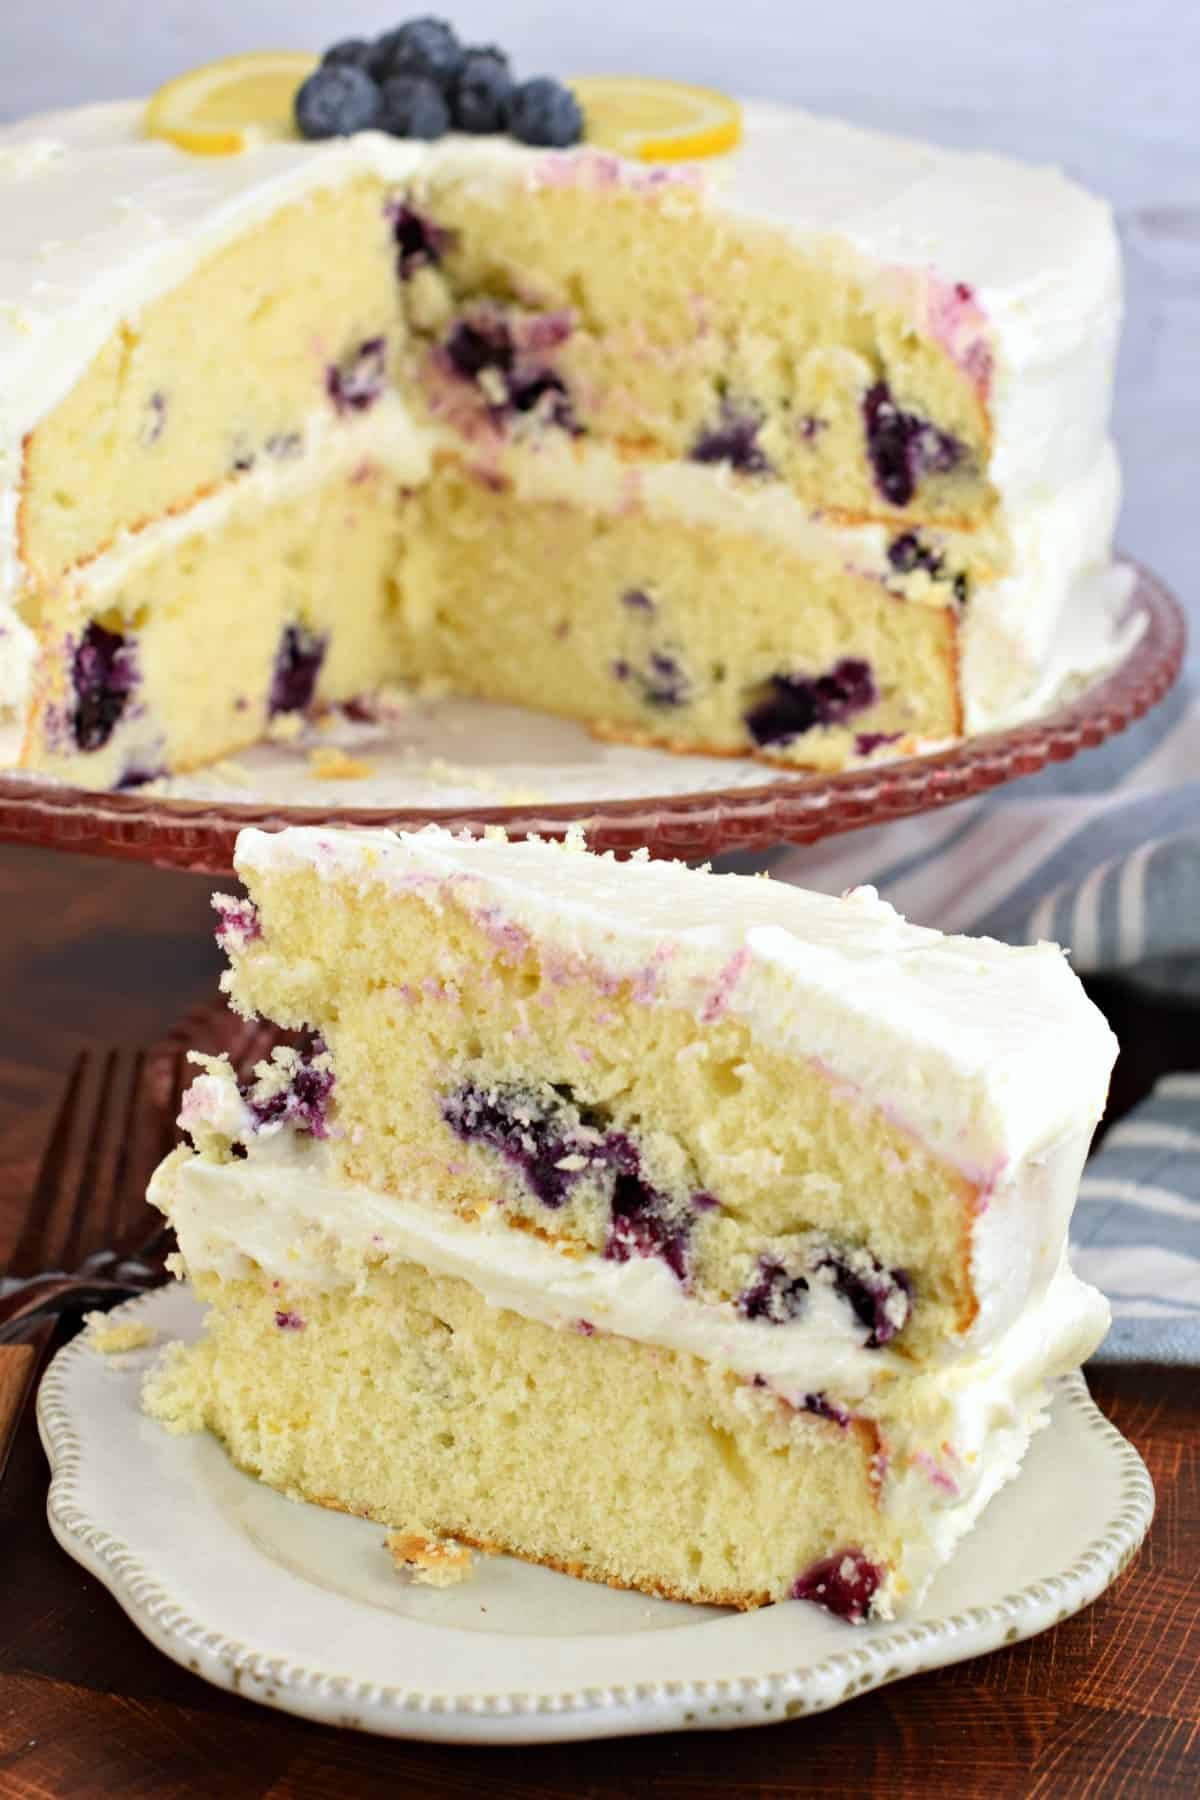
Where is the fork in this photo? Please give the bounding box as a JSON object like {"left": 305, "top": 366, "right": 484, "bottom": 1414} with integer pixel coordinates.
{"left": 0, "top": 1045, "right": 186, "bottom": 1483}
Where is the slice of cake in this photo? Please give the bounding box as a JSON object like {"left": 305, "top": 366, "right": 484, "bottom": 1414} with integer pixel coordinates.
{"left": 145, "top": 825, "right": 1115, "bottom": 1619}
{"left": 0, "top": 60, "right": 1129, "bottom": 789}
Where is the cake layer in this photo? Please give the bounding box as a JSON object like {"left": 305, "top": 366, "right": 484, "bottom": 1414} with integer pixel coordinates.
{"left": 218, "top": 826, "right": 1117, "bottom": 1359}
{"left": 21, "top": 407, "right": 425, "bottom": 788}
{"left": 143, "top": 1234, "right": 1102, "bottom": 1618}
{"left": 21, "top": 172, "right": 407, "bottom": 590}
{"left": 398, "top": 459, "right": 961, "bottom": 764}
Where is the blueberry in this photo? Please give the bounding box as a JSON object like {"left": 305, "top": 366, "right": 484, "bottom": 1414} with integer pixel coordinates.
{"left": 817, "top": 1249, "right": 911, "bottom": 1349}
{"left": 322, "top": 39, "right": 375, "bottom": 72}
{"left": 744, "top": 659, "right": 876, "bottom": 747}
{"left": 388, "top": 200, "right": 451, "bottom": 280}
{"left": 507, "top": 77, "right": 583, "bottom": 148}
{"left": 326, "top": 337, "right": 388, "bottom": 414}
{"left": 374, "top": 18, "right": 463, "bottom": 90}
{"left": 863, "top": 381, "right": 964, "bottom": 507}
{"left": 453, "top": 46, "right": 513, "bottom": 133}
{"left": 690, "top": 404, "right": 772, "bottom": 476}
{"left": 791, "top": 1550, "right": 883, "bottom": 1623}
{"left": 737, "top": 1258, "right": 810, "bottom": 1324}
{"left": 507, "top": 368, "right": 577, "bottom": 432}
{"left": 294, "top": 64, "right": 383, "bottom": 140}
{"left": 379, "top": 74, "right": 451, "bottom": 139}
{"left": 71, "top": 622, "right": 138, "bottom": 753}
{"left": 243, "top": 1038, "right": 334, "bottom": 1140}
{"left": 444, "top": 314, "right": 514, "bottom": 380}
{"left": 269, "top": 623, "right": 327, "bottom": 717}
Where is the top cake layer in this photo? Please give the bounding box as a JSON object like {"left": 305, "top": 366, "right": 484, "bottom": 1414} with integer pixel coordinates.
{"left": 234, "top": 823, "right": 1116, "bottom": 1190}
{"left": 0, "top": 95, "right": 1119, "bottom": 558}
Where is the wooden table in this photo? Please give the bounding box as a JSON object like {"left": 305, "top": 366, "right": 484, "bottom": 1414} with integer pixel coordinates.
{"left": 0, "top": 842, "right": 1197, "bottom": 1798}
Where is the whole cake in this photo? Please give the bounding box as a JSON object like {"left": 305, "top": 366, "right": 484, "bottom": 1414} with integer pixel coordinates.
{"left": 0, "top": 30, "right": 1129, "bottom": 790}
{"left": 145, "top": 825, "right": 1115, "bottom": 1618}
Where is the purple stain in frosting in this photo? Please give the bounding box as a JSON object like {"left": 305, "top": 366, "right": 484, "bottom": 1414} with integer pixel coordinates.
{"left": 326, "top": 336, "right": 388, "bottom": 415}
{"left": 863, "top": 381, "right": 964, "bottom": 507}
{"left": 744, "top": 659, "right": 876, "bottom": 748}
{"left": 269, "top": 623, "right": 327, "bottom": 717}
{"left": 70, "top": 622, "right": 139, "bottom": 753}
{"left": 791, "top": 1550, "right": 883, "bottom": 1623}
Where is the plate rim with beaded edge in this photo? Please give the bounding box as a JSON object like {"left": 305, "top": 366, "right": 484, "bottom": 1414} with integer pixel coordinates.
{"left": 38, "top": 1285, "right": 1154, "bottom": 1745}
{"left": 0, "top": 557, "right": 1184, "bottom": 875}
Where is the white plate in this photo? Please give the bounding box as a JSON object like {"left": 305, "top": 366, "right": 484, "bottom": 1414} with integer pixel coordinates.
{"left": 39, "top": 1285, "right": 1154, "bottom": 1746}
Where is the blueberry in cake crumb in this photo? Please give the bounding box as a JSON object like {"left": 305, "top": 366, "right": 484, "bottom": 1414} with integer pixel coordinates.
{"left": 243, "top": 1038, "right": 335, "bottom": 1140}
{"left": 326, "top": 336, "right": 388, "bottom": 414}
{"left": 295, "top": 63, "right": 383, "bottom": 140}
{"left": 71, "top": 621, "right": 138, "bottom": 753}
{"left": 269, "top": 623, "right": 327, "bottom": 717}
{"left": 507, "top": 369, "right": 577, "bottom": 432}
{"left": 379, "top": 74, "right": 451, "bottom": 141}
{"left": 444, "top": 313, "right": 514, "bottom": 381}
{"left": 374, "top": 18, "right": 464, "bottom": 91}
{"left": 140, "top": 390, "right": 167, "bottom": 447}
{"left": 613, "top": 648, "right": 690, "bottom": 709}
{"left": 737, "top": 1257, "right": 810, "bottom": 1324}
{"left": 622, "top": 589, "right": 655, "bottom": 611}
{"left": 453, "top": 46, "right": 514, "bottom": 133}
{"left": 744, "top": 659, "right": 876, "bottom": 747}
{"left": 863, "top": 381, "right": 964, "bottom": 507}
{"left": 817, "top": 1247, "right": 911, "bottom": 1348}
{"left": 508, "top": 77, "right": 584, "bottom": 148}
{"left": 442, "top": 1078, "right": 702, "bottom": 1283}
{"left": 387, "top": 200, "right": 451, "bottom": 280}
{"left": 690, "top": 402, "right": 773, "bottom": 476}
{"left": 791, "top": 1550, "right": 882, "bottom": 1622}
{"left": 800, "top": 1393, "right": 852, "bottom": 1428}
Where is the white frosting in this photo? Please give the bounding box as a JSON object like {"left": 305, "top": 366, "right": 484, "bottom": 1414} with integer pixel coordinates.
{"left": 233, "top": 823, "right": 1117, "bottom": 1352}
{"left": 0, "top": 96, "right": 1122, "bottom": 739}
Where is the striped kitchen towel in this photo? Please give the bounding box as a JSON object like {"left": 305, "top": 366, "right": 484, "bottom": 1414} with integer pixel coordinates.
{"left": 722, "top": 674, "right": 1200, "bottom": 1363}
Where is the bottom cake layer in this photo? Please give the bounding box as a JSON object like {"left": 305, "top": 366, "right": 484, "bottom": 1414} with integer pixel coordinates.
{"left": 143, "top": 1241, "right": 1081, "bottom": 1620}
{"left": 145, "top": 1263, "right": 895, "bottom": 1615}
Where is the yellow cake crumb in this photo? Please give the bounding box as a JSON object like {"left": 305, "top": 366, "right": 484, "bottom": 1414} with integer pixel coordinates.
{"left": 267, "top": 711, "right": 305, "bottom": 745}
{"left": 84, "top": 1313, "right": 157, "bottom": 1355}
{"left": 385, "top": 1527, "right": 475, "bottom": 1587}
{"left": 308, "top": 746, "right": 375, "bottom": 781}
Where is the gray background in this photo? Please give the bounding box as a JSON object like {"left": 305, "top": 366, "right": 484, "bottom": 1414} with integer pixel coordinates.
{"left": 1, "top": 1, "right": 1196, "bottom": 626}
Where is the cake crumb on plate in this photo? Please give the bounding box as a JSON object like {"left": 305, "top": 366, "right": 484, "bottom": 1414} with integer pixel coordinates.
{"left": 308, "top": 746, "right": 375, "bottom": 781}
{"left": 385, "top": 1527, "right": 475, "bottom": 1587}
{"left": 84, "top": 1313, "right": 157, "bottom": 1356}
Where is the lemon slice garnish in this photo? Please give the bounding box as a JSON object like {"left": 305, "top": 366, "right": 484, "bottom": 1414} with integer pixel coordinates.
{"left": 143, "top": 51, "right": 318, "bottom": 156}
{"left": 569, "top": 77, "right": 741, "bottom": 162}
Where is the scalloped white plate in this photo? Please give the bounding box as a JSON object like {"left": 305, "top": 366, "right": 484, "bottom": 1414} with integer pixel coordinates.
{"left": 39, "top": 1285, "right": 1153, "bottom": 1745}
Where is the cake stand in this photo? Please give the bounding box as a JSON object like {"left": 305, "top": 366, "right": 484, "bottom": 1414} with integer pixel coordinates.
{"left": 0, "top": 559, "right": 1183, "bottom": 874}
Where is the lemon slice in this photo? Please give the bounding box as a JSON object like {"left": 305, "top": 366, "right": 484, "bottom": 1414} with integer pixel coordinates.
{"left": 569, "top": 77, "right": 741, "bottom": 162}
{"left": 143, "top": 51, "right": 318, "bottom": 156}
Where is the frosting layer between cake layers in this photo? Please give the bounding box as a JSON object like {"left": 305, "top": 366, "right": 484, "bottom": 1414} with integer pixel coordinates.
{"left": 0, "top": 95, "right": 1129, "bottom": 762}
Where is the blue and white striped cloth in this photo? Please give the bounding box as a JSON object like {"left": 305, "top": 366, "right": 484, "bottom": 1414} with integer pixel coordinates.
{"left": 739, "top": 678, "right": 1200, "bottom": 1365}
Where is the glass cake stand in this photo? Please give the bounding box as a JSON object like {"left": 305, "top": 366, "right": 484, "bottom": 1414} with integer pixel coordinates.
{"left": 0, "top": 559, "right": 1184, "bottom": 875}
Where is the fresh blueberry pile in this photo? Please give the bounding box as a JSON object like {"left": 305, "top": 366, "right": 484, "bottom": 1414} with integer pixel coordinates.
{"left": 295, "top": 17, "right": 583, "bottom": 147}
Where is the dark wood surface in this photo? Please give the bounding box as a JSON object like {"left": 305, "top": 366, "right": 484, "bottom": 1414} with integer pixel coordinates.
{"left": 0, "top": 842, "right": 1197, "bottom": 1799}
